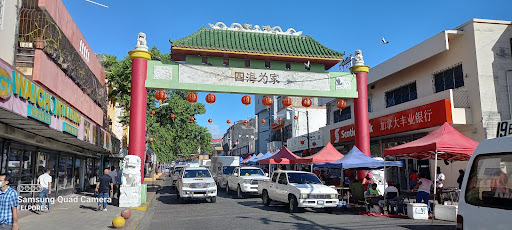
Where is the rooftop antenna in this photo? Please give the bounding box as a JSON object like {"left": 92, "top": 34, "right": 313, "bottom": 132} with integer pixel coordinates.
{"left": 84, "top": 0, "right": 108, "bottom": 8}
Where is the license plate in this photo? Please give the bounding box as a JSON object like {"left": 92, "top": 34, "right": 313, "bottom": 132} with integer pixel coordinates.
{"left": 318, "top": 200, "right": 324, "bottom": 205}
{"left": 194, "top": 191, "right": 206, "bottom": 194}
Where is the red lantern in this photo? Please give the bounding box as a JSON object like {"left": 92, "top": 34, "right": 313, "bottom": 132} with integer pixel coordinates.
{"left": 189, "top": 116, "right": 195, "bottom": 122}
{"left": 155, "top": 90, "right": 167, "bottom": 102}
{"left": 312, "top": 142, "right": 317, "bottom": 147}
{"left": 226, "top": 120, "right": 231, "bottom": 124}
{"left": 243, "top": 120, "right": 249, "bottom": 125}
{"left": 205, "top": 93, "right": 216, "bottom": 105}
{"left": 282, "top": 97, "right": 292, "bottom": 108}
{"left": 241, "top": 95, "right": 252, "bottom": 106}
{"left": 208, "top": 118, "right": 213, "bottom": 123}
{"left": 262, "top": 96, "right": 273, "bottom": 109}
{"left": 303, "top": 150, "right": 307, "bottom": 154}
{"left": 278, "top": 117, "right": 283, "bottom": 123}
{"left": 336, "top": 99, "right": 347, "bottom": 111}
{"left": 187, "top": 92, "right": 198, "bottom": 103}
{"left": 150, "top": 110, "right": 155, "bottom": 116}
{"left": 309, "top": 149, "right": 313, "bottom": 154}
{"left": 261, "top": 119, "right": 266, "bottom": 125}
{"left": 171, "top": 114, "right": 176, "bottom": 120}
{"left": 300, "top": 140, "right": 305, "bottom": 145}
{"left": 302, "top": 98, "right": 312, "bottom": 107}
{"left": 148, "top": 138, "right": 154, "bottom": 143}
{"left": 294, "top": 115, "right": 298, "bottom": 120}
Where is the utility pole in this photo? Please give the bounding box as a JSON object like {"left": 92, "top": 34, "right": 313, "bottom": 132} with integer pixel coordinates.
{"left": 306, "top": 110, "right": 310, "bottom": 156}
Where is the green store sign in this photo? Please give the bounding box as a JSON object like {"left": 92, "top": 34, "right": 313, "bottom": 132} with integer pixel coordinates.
{"left": 62, "top": 122, "right": 79, "bottom": 136}
{"left": 27, "top": 104, "right": 51, "bottom": 125}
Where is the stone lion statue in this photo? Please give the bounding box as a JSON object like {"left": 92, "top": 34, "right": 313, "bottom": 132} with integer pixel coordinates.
{"left": 135, "top": 32, "right": 148, "bottom": 51}
{"left": 352, "top": 49, "right": 364, "bottom": 66}
{"left": 121, "top": 155, "right": 142, "bottom": 187}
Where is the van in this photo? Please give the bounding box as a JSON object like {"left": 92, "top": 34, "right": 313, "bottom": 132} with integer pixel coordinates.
{"left": 457, "top": 135, "right": 512, "bottom": 230}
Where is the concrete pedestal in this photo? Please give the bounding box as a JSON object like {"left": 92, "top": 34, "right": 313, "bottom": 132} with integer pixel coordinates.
{"left": 119, "top": 186, "right": 142, "bottom": 207}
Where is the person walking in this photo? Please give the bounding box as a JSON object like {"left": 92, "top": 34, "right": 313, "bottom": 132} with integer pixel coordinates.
{"left": 435, "top": 167, "right": 445, "bottom": 204}
{"left": 37, "top": 168, "right": 52, "bottom": 213}
{"left": 0, "top": 174, "right": 19, "bottom": 230}
{"left": 96, "top": 169, "right": 113, "bottom": 211}
{"left": 457, "top": 169, "right": 465, "bottom": 189}
{"left": 413, "top": 173, "right": 433, "bottom": 205}
{"left": 108, "top": 167, "right": 118, "bottom": 201}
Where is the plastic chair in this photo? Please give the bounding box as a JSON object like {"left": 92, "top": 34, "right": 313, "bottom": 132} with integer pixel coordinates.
{"left": 389, "top": 195, "right": 407, "bottom": 215}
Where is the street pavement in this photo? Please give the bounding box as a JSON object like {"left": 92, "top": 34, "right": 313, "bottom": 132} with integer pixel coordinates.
{"left": 138, "top": 176, "right": 456, "bottom": 230}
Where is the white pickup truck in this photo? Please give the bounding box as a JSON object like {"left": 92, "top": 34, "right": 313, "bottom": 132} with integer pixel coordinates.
{"left": 258, "top": 170, "right": 338, "bottom": 213}
{"left": 176, "top": 167, "right": 217, "bottom": 203}
{"left": 226, "top": 167, "right": 270, "bottom": 198}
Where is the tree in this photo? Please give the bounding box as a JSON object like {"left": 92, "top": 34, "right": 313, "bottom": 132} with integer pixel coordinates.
{"left": 103, "top": 47, "right": 212, "bottom": 162}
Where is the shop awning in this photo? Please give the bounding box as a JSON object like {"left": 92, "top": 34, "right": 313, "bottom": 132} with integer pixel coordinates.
{"left": 315, "top": 146, "right": 403, "bottom": 169}
{"left": 259, "top": 147, "right": 302, "bottom": 165}
{"left": 384, "top": 122, "right": 478, "bottom": 161}
{"left": 292, "top": 142, "right": 344, "bottom": 164}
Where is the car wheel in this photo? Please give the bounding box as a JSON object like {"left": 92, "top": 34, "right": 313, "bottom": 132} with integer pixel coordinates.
{"left": 288, "top": 195, "right": 299, "bottom": 213}
{"left": 210, "top": 196, "right": 217, "bottom": 203}
{"left": 325, "top": 207, "right": 334, "bottom": 214}
{"left": 237, "top": 185, "right": 245, "bottom": 199}
{"left": 262, "top": 190, "right": 271, "bottom": 206}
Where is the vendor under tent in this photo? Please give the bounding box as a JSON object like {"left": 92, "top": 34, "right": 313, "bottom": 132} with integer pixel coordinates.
{"left": 259, "top": 147, "right": 302, "bottom": 165}
{"left": 315, "top": 146, "right": 403, "bottom": 169}
{"left": 384, "top": 122, "right": 478, "bottom": 208}
{"left": 292, "top": 142, "right": 344, "bottom": 167}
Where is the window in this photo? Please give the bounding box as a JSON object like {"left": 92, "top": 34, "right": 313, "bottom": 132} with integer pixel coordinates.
{"left": 201, "top": 57, "right": 208, "bottom": 64}
{"left": 465, "top": 152, "right": 512, "bottom": 210}
{"left": 434, "top": 64, "right": 464, "bottom": 93}
{"left": 333, "top": 106, "right": 351, "bottom": 123}
{"left": 385, "top": 82, "right": 417, "bottom": 107}
{"left": 278, "top": 173, "right": 287, "bottom": 184}
{"left": 265, "top": 61, "right": 270, "bottom": 69}
{"left": 272, "top": 172, "right": 279, "bottom": 182}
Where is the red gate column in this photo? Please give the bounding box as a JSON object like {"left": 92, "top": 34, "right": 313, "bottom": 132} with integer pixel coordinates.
{"left": 128, "top": 33, "right": 151, "bottom": 184}
{"left": 349, "top": 50, "right": 371, "bottom": 180}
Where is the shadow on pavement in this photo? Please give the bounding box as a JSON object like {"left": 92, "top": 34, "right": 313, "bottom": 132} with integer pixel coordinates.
{"left": 399, "top": 224, "right": 455, "bottom": 230}
{"left": 79, "top": 205, "right": 99, "bottom": 211}
{"left": 235, "top": 214, "right": 348, "bottom": 230}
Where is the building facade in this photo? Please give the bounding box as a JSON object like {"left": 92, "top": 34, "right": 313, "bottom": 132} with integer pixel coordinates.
{"left": 222, "top": 119, "right": 257, "bottom": 156}
{"left": 0, "top": 0, "right": 119, "bottom": 197}
{"left": 321, "top": 18, "right": 512, "bottom": 189}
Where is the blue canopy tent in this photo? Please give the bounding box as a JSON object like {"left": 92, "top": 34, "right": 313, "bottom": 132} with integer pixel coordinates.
{"left": 248, "top": 151, "right": 273, "bottom": 165}
{"left": 246, "top": 152, "right": 264, "bottom": 164}
{"left": 315, "top": 146, "right": 403, "bottom": 169}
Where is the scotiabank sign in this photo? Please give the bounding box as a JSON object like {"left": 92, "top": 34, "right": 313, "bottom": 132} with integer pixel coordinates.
{"left": 330, "top": 99, "right": 453, "bottom": 144}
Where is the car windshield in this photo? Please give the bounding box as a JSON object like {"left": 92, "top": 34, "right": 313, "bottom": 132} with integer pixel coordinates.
{"left": 287, "top": 172, "right": 322, "bottom": 184}
{"left": 223, "top": 166, "right": 237, "bottom": 175}
{"left": 240, "top": 169, "right": 264, "bottom": 176}
{"left": 183, "top": 169, "right": 211, "bottom": 178}
{"left": 173, "top": 167, "right": 183, "bottom": 175}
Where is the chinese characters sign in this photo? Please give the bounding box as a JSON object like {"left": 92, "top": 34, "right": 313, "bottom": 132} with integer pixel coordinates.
{"left": 330, "top": 100, "right": 453, "bottom": 144}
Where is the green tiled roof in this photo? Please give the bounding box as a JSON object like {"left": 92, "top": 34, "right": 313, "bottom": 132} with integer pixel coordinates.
{"left": 171, "top": 27, "right": 344, "bottom": 59}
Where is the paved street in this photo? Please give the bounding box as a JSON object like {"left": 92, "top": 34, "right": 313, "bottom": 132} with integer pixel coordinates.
{"left": 138, "top": 176, "right": 455, "bottom": 230}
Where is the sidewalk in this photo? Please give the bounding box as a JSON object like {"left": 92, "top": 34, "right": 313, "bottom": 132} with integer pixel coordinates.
{"left": 18, "top": 173, "right": 164, "bottom": 230}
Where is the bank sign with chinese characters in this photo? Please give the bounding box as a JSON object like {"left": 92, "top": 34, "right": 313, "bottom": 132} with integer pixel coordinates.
{"left": 145, "top": 61, "right": 358, "bottom": 98}
{"left": 330, "top": 100, "right": 453, "bottom": 144}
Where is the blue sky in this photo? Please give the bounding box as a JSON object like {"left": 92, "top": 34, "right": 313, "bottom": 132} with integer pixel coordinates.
{"left": 63, "top": 0, "right": 511, "bottom": 138}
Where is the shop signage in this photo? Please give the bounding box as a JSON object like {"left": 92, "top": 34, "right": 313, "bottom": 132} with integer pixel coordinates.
{"left": 62, "top": 122, "right": 79, "bottom": 136}
{"left": 287, "top": 130, "right": 323, "bottom": 152}
{"left": 27, "top": 104, "right": 51, "bottom": 125}
{"left": 330, "top": 99, "right": 453, "bottom": 144}
{"left": 0, "top": 68, "right": 12, "bottom": 100}
{"left": 496, "top": 120, "right": 512, "bottom": 137}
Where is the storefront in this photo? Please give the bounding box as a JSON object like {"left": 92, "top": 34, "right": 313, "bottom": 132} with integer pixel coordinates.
{"left": 0, "top": 58, "right": 115, "bottom": 197}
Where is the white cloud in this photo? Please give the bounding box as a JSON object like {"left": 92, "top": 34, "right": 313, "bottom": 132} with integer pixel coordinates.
{"left": 207, "top": 123, "right": 224, "bottom": 139}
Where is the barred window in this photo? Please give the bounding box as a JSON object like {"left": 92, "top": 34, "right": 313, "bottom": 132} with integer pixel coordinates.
{"left": 434, "top": 64, "right": 464, "bottom": 93}
{"left": 385, "top": 82, "right": 417, "bottom": 108}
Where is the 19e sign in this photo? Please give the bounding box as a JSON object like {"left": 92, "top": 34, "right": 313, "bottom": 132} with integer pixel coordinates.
{"left": 496, "top": 120, "right": 512, "bottom": 137}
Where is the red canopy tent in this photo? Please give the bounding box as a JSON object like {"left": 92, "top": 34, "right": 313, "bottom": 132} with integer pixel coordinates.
{"left": 292, "top": 142, "right": 344, "bottom": 164}
{"left": 384, "top": 122, "right": 479, "bottom": 199}
{"left": 384, "top": 122, "right": 478, "bottom": 161}
{"left": 240, "top": 154, "right": 253, "bottom": 163}
{"left": 259, "top": 147, "right": 302, "bottom": 164}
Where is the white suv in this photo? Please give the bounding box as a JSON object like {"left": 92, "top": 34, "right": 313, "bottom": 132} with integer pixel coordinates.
{"left": 176, "top": 167, "right": 217, "bottom": 203}
{"left": 226, "top": 167, "right": 270, "bottom": 198}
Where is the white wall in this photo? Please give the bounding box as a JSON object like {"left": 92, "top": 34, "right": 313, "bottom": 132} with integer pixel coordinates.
{"left": 0, "top": 0, "right": 21, "bottom": 65}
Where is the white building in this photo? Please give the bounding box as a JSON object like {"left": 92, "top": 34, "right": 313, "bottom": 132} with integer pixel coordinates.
{"left": 321, "top": 18, "right": 512, "bottom": 189}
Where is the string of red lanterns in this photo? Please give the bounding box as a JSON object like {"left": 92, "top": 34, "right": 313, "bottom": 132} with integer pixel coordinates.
{"left": 278, "top": 117, "right": 283, "bottom": 123}
{"left": 243, "top": 120, "right": 249, "bottom": 125}
{"left": 260, "top": 119, "right": 266, "bottom": 125}
{"left": 171, "top": 114, "right": 176, "bottom": 121}
{"left": 282, "top": 97, "right": 292, "bottom": 108}
{"left": 205, "top": 93, "right": 216, "bottom": 105}
{"left": 155, "top": 90, "right": 167, "bottom": 102}
{"left": 189, "top": 116, "right": 195, "bottom": 122}
{"left": 208, "top": 118, "right": 213, "bottom": 123}
{"left": 262, "top": 96, "right": 273, "bottom": 110}
{"left": 336, "top": 99, "right": 347, "bottom": 113}
{"left": 226, "top": 120, "right": 231, "bottom": 124}
{"left": 302, "top": 98, "right": 312, "bottom": 107}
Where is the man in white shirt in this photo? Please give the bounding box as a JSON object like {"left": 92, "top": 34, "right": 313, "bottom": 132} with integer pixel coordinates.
{"left": 435, "top": 167, "right": 445, "bottom": 204}
{"left": 37, "top": 168, "right": 52, "bottom": 212}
